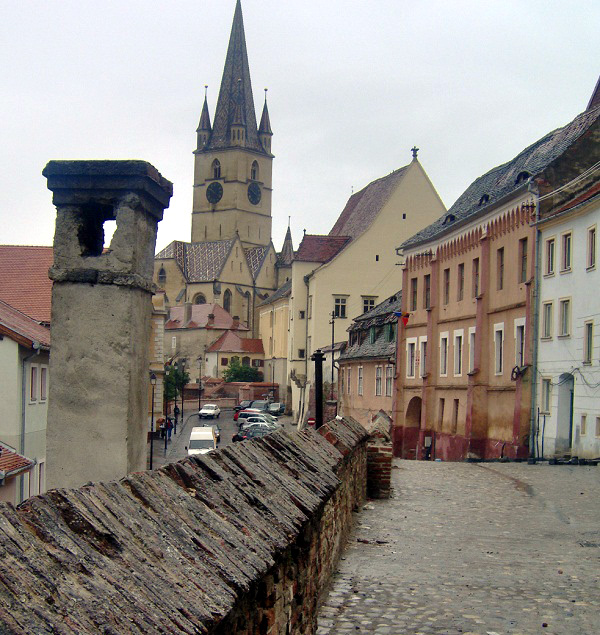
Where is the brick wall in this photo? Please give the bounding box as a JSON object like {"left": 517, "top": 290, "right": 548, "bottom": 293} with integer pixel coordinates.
{"left": 367, "top": 442, "right": 393, "bottom": 499}
{"left": 0, "top": 417, "right": 369, "bottom": 634}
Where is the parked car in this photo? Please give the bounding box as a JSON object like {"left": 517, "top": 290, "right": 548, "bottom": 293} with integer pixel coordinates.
{"left": 249, "top": 399, "right": 269, "bottom": 412}
{"left": 240, "top": 416, "right": 280, "bottom": 430}
{"left": 268, "top": 402, "right": 285, "bottom": 416}
{"left": 232, "top": 426, "right": 272, "bottom": 443}
{"left": 199, "top": 404, "right": 220, "bottom": 419}
{"left": 185, "top": 426, "right": 217, "bottom": 455}
{"left": 234, "top": 400, "right": 252, "bottom": 412}
{"left": 235, "top": 408, "right": 278, "bottom": 424}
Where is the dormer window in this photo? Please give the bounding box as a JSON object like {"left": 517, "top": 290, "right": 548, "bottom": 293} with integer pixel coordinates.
{"left": 479, "top": 194, "right": 490, "bottom": 206}
{"left": 251, "top": 160, "right": 259, "bottom": 181}
{"left": 442, "top": 214, "right": 456, "bottom": 225}
{"left": 157, "top": 267, "right": 166, "bottom": 284}
{"left": 212, "top": 159, "right": 221, "bottom": 179}
{"left": 515, "top": 171, "right": 531, "bottom": 185}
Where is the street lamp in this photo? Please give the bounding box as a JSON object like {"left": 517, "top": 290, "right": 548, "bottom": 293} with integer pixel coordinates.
{"left": 197, "top": 355, "right": 203, "bottom": 411}
{"left": 149, "top": 372, "right": 157, "bottom": 470}
{"left": 179, "top": 358, "right": 186, "bottom": 433}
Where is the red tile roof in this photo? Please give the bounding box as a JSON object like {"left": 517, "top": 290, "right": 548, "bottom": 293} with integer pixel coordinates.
{"left": 206, "top": 330, "right": 264, "bottom": 354}
{"left": 165, "top": 303, "right": 249, "bottom": 331}
{"left": 0, "top": 300, "right": 51, "bottom": 348}
{"left": 294, "top": 235, "right": 351, "bottom": 263}
{"left": 0, "top": 442, "right": 35, "bottom": 478}
{"left": 0, "top": 246, "right": 53, "bottom": 323}
{"left": 329, "top": 166, "right": 409, "bottom": 240}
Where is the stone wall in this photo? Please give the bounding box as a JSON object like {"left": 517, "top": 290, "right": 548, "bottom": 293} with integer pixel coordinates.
{"left": 0, "top": 417, "right": 368, "bottom": 634}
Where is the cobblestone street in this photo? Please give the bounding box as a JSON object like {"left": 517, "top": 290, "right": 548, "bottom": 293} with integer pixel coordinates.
{"left": 317, "top": 460, "right": 600, "bottom": 635}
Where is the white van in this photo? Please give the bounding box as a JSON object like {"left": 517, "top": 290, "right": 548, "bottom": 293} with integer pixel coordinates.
{"left": 186, "top": 426, "right": 217, "bottom": 456}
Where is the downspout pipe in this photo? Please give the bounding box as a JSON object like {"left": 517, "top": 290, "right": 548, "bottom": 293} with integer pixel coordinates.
{"left": 20, "top": 343, "right": 41, "bottom": 503}
{"left": 528, "top": 181, "right": 541, "bottom": 460}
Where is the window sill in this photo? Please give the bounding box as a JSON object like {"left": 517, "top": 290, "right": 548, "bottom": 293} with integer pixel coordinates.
{"left": 540, "top": 336, "right": 553, "bottom": 341}
{"left": 586, "top": 265, "right": 596, "bottom": 272}
{"left": 582, "top": 361, "right": 592, "bottom": 366}
{"left": 467, "top": 368, "right": 479, "bottom": 376}
{"left": 543, "top": 272, "right": 555, "bottom": 278}
{"left": 559, "top": 268, "right": 572, "bottom": 275}
{"left": 557, "top": 334, "right": 571, "bottom": 339}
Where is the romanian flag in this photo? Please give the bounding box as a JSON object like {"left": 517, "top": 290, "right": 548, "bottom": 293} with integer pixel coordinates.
{"left": 394, "top": 311, "right": 411, "bottom": 326}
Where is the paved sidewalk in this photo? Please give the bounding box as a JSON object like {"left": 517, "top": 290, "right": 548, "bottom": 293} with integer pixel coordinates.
{"left": 317, "top": 460, "right": 600, "bottom": 635}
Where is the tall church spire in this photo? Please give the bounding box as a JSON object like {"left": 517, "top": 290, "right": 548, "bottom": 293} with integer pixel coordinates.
{"left": 196, "top": 86, "right": 212, "bottom": 150}
{"left": 207, "top": 0, "right": 265, "bottom": 153}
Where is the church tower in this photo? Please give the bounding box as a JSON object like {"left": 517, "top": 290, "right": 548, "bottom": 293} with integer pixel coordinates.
{"left": 191, "top": 0, "right": 274, "bottom": 249}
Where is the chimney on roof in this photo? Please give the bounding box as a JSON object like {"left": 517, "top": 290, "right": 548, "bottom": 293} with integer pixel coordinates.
{"left": 207, "top": 313, "right": 215, "bottom": 327}
{"left": 232, "top": 315, "right": 240, "bottom": 328}
{"left": 184, "top": 302, "right": 192, "bottom": 326}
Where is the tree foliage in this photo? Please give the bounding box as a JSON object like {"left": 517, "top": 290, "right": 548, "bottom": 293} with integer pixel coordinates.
{"left": 222, "top": 356, "right": 263, "bottom": 382}
{"left": 164, "top": 363, "right": 190, "bottom": 402}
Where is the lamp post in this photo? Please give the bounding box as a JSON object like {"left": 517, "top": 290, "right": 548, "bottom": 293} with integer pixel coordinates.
{"left": 179, "top": 358, "right": 186, "bottom": 433}
{"left": 149, "top": 372, "right": 157, "bottom": 470}
{"left": 197, "top": 355, "right": 203, "bottom": 411}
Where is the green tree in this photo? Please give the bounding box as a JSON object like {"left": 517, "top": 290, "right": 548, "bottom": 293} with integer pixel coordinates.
{"left": 222, "top": 356, "right": 263, "bottom": 382}
{"left": 164, "top": 363, "right": 190, "bottom": 403}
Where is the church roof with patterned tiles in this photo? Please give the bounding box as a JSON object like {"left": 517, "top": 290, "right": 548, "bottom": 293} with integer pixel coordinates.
{"left": 156, "top": 239, "right": 236, "bottom": 283}
{"left": 0, "top": 442, "right": 34, "bottom": 478}
{"left": 258, "top": 280, "right": 291, "bottom": 307}
{"left": 400, "top": 105, "right": 600, "bottom": 251}
{"left": 205, "top": 0, "right": 266, "bottom": 154}
{"left": 206, "top": 330, "right": 264, "bottom": 354}
{"left": 0, "top": 245, "right": 53, "bottom": 324}
{"left": 0, "top": 299, "right": 51, "bottom": 349}
{"left": 244, "top": 245, "right": 269, "bottom": 278}
{"left": 329, "top": 165, "right": 410, "bottom": 240}
{"left": 165, "top": 303, "right": 249, "bottom": 331}
{"left": 294, "top": 234, "right": 352, "bottom": 263}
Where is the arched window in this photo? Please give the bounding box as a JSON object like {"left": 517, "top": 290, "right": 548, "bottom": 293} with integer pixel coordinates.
{"left": 193, "top": 293, "right": 206, "bottom": 305}
{"left": 242, "top": 356, "right": 251, "bottom": 367}
{"left": 212, "top": 159, "right": 221, "bottom": 179}
{"left": 245, "top": 290, "right": 251, "bottom": 325}
{"left": 157, "top": 267, "right": 166, "bottom": 284}
{"left": 223, "top": 289, "right": 232, "bottom": 313}
{"left": 251, "top": 161, "right": 259, "bottom": 181}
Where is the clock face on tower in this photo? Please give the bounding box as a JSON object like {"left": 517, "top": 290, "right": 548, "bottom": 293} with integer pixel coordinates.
{"left": 247, "top": 182, "right": 262, "bottom": 205}
{"left": 206, "top": 181, "right": 223, "bottom": 204}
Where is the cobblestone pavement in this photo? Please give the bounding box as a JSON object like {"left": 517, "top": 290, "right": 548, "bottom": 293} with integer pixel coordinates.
{"left": 317, "top": 460, "right": 600, "bottom": 635}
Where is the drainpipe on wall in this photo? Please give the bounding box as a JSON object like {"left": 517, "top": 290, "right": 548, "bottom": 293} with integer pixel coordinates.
{"left": 528, "top": 180, "right": 541, "bottom": 460}
{"left": 20, "top": 343, "right": 40, "bottom": 503}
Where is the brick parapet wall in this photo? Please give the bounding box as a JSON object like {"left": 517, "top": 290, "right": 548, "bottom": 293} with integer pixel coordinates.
{"left": 366, "top": 442, "right": 393, "bottom": 499}
{"left": 0, "top": 417, "right": 369, "bottom": 634}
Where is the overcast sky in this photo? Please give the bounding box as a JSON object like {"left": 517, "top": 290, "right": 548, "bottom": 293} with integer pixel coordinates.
{"left": 1, "top": 0, "right": 598, "bottom": 254}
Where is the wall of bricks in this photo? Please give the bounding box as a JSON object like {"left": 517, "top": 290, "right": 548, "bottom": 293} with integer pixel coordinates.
{"left": 367, "top": 442, "right": 393, "bottom": 499}
{"left": 0, "top": 417, "right": 369, "bottom": 635}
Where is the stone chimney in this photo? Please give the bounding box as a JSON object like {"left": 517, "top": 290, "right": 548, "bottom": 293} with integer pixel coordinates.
{"left": 207, "top": 313, "right": 215, "bottom": 327}
{"left": 232, "top": 315, "right": 240, "bottom": 328}
{"left": 184, "top": 301, "right": 192, "bottom": 326}
{"left": 43, "top": 160, "right": 172, "bottom": 490}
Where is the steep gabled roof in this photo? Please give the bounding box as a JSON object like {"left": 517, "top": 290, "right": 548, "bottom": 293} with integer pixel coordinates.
{"left": 165, "top": 303, "right": 249, "bottom": 331}
{"left": 156, "top": 239, "right": 236, "bottom": 283}
{"left": 206, "top": 0, "right": 265, "bottom": 154}
{"left": 329, "top": 166, "right": 409, "bottom": 240}
{"left": 277, "top": 226, "right": 294, "bottom": 267}
{"left": 587, "top": 75, "right": 600, "bottom": 111}
{"left": 258, "top": 280, "right": 291, "bottom": 307}
{"left": 206, "top": 330, "right": 264, "bottom": 354}
{"left": 0, "top": 299, "right": 51, "bottom": 349}
{"left": 401, "top": 106, "right": 600, "bottom": 251}
{"left": 244, "top": 245, "right": 269, "bottom": 279}
{"left": 0, "top": 245, "right": 53, "bottom": 323}
{"left": 294, "top": 235, "right": 351, "bottom": 264}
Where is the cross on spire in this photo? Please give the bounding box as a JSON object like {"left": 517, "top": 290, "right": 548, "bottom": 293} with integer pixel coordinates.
{"left": 411, "top": 146, "right": 419, "bottom": 159}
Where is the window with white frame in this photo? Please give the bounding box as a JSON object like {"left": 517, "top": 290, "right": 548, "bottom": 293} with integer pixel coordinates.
{"left": 515, "top": 319, "right": 525, "bottom": 366}
{"left": 541, "top": 378, "right": 552, "bottom": 414}
{"left": 587, "top": 226, "right": 596, "bottom": 269}
{"left": 494, "top": 324, "right": 504, "bottom": 375}
{"left": 545, "top": 237, "right": 555, "bottom": 275}
{"left": 420, "top": 338, "right": 428, "bottom": 377}
{"left": 385, "top": 365, "right": 394, "bottom": 396}
{"left": 363, "top": 296, "right": 376, "bottom": 314}
{"left": 561, "top": 232, "right": 572, "bottom": 272}
{"left": 40, "top": 367, "right": 48, "bottom": 401}
{"left": 542, "top": 302, "right": 553, "bottom": 339}
{"left": 454, "top": 331, "right": 463, "bottom": 376}
{"left": 30, "top": 365, "right": 38, "bottom": 401}
{"left": 584, "top": 321, "right": 593, "bottom": 363}
{"left": 171, "top": 336, "right": 177, "bottom": 350}
{"left": 440, "top": 333, "right": 448, "bottom": 376}
{"left": 334, "top": 297, "right": 347, "bottom": 318}
{"left": 358, "top": 366, "right": 363, "bottom": 395}
{"left": 375, "top": 366, "right": 383, "bottom": 396}
{"left": 558, "top": 298, "right": 571, "bottom": 336}
{"left": 468, "top": 327, "right": 476, "bottom": 373}
{"left": 347, "top": 368, "right": 352, "bottom": 394}
{"left": 580, "top": 414, "right": 587, "bottom": 436}
{"left": 406, "top": 340, "right": 417, "bottom": 378}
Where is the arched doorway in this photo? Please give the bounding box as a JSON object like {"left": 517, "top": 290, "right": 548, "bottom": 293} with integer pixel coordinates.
{"left": 403, "top": 396, "right": 422, "bottom": 459}
{"left": 556, "top": 373, "right": 574, "bottom": 454}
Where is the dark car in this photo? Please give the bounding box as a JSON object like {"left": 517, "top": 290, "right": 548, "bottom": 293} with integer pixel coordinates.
{"left": 268, "top": 402, "right": 285, "bottom": 416}
{"left": 249, "top": 399, "right": 269, "bottom": 412}
{"left": 232, "top": 426, "right": 272, "bottom": 443}
{"left": 234, "top": 400, "right": 252, "bottom": 412}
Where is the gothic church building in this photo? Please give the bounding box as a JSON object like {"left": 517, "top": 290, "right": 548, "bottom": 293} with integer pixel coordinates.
{"left": 154, "top": 1, "right": 290, "bottom": 335}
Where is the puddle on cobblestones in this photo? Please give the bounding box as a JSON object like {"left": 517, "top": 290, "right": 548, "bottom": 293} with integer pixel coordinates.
{"left": 474, "top": 465, "right": 534, "bottom": 496}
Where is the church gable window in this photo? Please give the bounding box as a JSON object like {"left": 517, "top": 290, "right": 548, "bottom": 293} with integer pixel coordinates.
{"left": 157, "top": 267, "right": 167, "bottom": 284}
{"left": 193, "top": 293, "right": 206, "bottom": 305}
{"left": 212, "top": 159, "right": 221, "bottom": 179}
{"left": 223, "top": 289, "right": 232, "bottom": 313}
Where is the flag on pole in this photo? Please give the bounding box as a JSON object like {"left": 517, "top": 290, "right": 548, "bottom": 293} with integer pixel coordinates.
{"left": 394, "top": 311, "right": 411, "bottom": 326}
